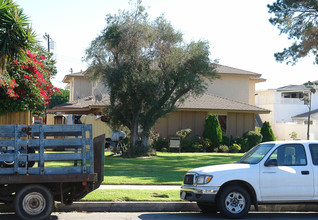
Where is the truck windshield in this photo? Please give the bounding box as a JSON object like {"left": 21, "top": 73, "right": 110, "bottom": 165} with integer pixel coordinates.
{"left": 237, "top": 144, "right": 275, "bottom": 164}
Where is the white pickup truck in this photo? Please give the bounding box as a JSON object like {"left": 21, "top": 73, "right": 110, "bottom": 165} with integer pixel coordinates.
{"left": 181, "top": 140, "right": 318, "bottom": 218}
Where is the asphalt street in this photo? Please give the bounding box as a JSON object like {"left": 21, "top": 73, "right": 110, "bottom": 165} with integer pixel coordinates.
{"left": 2, "top": 211, "right": 318, "bottom": 220}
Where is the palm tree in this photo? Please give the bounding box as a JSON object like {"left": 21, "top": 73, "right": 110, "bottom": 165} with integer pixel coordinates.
{"left": 0, "top": 0, "right": 35, "bottom": 74}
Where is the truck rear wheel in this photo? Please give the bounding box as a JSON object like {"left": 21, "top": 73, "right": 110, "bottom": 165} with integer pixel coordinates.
{"left": 217, "top": 185, "right": 251, "bottom": 218}
{"left": 14, "top": 184, "right": 54, "bottom": 220}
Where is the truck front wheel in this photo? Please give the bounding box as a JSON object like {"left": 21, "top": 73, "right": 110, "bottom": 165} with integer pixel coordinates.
{"left": 14, "top": 184, "right": 54, "bottom": 220}
{"left": 217, "top": 185, "right": 251, "bottom": 218}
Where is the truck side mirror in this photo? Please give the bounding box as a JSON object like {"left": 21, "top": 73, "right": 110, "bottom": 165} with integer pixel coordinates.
{"left": 264, "top": 159, "right": 278, "bottom": 167}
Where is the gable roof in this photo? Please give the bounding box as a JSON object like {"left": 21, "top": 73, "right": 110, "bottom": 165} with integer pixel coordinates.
{"left": 62, "top": 64, "right": 263, "bottom": 83}
{"left": 48, "top": 93, "right": 269, "bottom": 114}
{"left": 47, "top": 94, "right": 109, "bottom": 114}
{"left": 63, "top": 71, "right": 86, "bottom": 83}
{"left": 216, "top": 64, "right": 261, "bottom": 77}
{"left": 177, "top": 93, "right": 270, "bottom": 113}
{"left": 292, "top": 109, "right": 318, "bottom": 119}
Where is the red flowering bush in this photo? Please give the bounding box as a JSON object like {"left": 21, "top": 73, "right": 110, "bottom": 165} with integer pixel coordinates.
{"left": 0, "top": 50, "right": 59, "bottom": 115}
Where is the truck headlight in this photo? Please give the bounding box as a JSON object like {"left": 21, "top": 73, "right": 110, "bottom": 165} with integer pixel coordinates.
{"left": 196, "top": 175, "right": 213, "bottom": 185}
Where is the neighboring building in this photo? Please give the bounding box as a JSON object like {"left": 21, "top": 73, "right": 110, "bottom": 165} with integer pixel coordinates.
{"left": 256, "top": 83, "right": 318, "bottom": 140}
{"left": 50, "top": 64, "right": 269, "bottom": 138}
{"left": 62, "top": 71, "right": 108, "bottom": 102}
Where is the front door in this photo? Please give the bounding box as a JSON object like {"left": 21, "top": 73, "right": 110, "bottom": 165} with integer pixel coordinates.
{"left": 260, "top": 144, "right": 313, "bottom": 201}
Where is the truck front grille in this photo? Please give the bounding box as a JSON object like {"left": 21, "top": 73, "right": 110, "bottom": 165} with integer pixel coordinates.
{"left": 183, "top": 174, "right": 195, "bottom": 185}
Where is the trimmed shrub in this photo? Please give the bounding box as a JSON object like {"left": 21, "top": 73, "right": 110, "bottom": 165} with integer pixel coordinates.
{"left": 202, "top": 114, "right": 223, "bottom": 148}
{"left": 152, "top": 137, "right": 169, "bottom": 151}
{"left": 192, "top": 142, "right": 203, "bottom": 151}
{"left": 219, "top": 145, "right": 229, "bottom": 153}
{"left": 261, "top": 121, "right": 275, "bottom": 142}
{"left": 229, "top": 144, "right": 241, "bottom": 153}
{"left": 241, "top": 131, "right": 262, "bottom": 152}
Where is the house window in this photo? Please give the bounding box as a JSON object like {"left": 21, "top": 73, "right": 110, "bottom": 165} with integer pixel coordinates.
{"left": 218, "top": 115, "right": 227, "bottom": 133}
{"left": 304, "top": 120, "right": 313, "bottom": 125}
{"left": 281, "top": 92, "right": 304, "bottom": 99}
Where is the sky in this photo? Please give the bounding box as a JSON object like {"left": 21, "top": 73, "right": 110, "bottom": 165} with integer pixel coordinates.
{"left": 15, "top": 0, "right": 317, "bottom": 91}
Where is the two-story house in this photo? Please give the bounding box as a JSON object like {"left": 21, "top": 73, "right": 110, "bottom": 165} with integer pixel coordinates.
{"left": 154, "top": 65, "right": 269, "bottom": 138}
{"left": 50, "top": 64, "right": 269, "bottom": 138}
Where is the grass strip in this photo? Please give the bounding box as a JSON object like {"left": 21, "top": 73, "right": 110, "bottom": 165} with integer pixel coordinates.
{"left": 81, "top": 189, "right": 181, "bottom": 202}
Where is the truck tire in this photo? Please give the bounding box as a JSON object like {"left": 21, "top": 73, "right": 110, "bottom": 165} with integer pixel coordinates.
{"left": 217, "top": 185, "right": 251, "bottom": 218}
{"left": 14, "top": 184, "right": 54, "bottom": 220}
{"left": 197, "top": 202, "right": 218, "bottom": 213}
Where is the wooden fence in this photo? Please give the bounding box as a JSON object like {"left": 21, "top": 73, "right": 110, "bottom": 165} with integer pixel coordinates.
{"left": 0, "top": 111, "right": 32, "bottom": 125}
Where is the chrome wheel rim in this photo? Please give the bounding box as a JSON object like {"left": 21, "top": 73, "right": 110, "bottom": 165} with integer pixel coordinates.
{"left": 225, "top": 191, "right": 245, "bottom": 214}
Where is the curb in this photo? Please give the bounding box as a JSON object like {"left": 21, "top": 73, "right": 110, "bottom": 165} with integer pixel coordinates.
{"left": 56, "top": 202, "right": 199, "bottom": 212}
{"left": 57, "top": 202, "right": 318, "bottom": 213}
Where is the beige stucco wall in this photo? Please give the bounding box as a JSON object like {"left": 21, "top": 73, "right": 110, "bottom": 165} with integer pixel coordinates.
{"left": 154, "top": 110, "right": 256, "bottom": 138}
{"left": 71, "top": 78, "right": 92, "bottom": 101}
{"left": 255, "top": 90, "right": 276, "bottom": 125}
{"left": 154, "top": 111, "right": 207, "bottom": 138}
{"left": 227, "top": 112, "right": 255, "bottom": 137}
{"left": 69, "top": 78, "right": 74, "bottom": 102}
{"left": 206, "top": 74, "right": 250, "bottom": 104}
{"left": 249, "top": 80, "right": 256, "bottom": 105}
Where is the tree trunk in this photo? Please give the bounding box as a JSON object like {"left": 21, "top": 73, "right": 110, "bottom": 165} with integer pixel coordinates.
{"left": 141, "top": 135, "right": 150, "bottom": 149}
{"left": 130, "top": 120, "right": 139, "bottom": 149}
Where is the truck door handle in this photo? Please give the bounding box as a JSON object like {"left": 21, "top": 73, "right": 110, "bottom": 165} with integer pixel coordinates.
{"left": 301, "top": 171, "right": 310, "bottom": 175}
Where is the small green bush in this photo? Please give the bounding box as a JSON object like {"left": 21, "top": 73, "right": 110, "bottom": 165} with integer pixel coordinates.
{"left": 202, "top": 114, "right": 223, "bottom": 148}
{"left": 176, "top": 128, "right": 192, "bottom": 139}
{"left": 152, "top": 137, "right": 169, "bottom": 151}
{"left": 201, "top": 138, "right": 211, "bottom": 151}
{"left": 261, "top": 121, "right": 275, "bottom": 142}
{"left": 241, "top": 131, "right": 262, "bottom": 152}
{"left": 192, "top": 142, "right": 203, "bottom": 151}
{"left": 219, "top": 145, "right": 229, "bottom": 153}
{"left": 229, "top": 144, "right": 241, "bottom": 153}
{"left": 161, "top": 147, "right": 168, "bottom": 152}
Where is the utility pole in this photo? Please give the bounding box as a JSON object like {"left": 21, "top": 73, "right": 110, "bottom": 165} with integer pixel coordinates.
{"left": 303, "top": 81, "right": 317, "bottom": 140}
{"left": 43, "top": 33, "right": 53, "bottom": 53}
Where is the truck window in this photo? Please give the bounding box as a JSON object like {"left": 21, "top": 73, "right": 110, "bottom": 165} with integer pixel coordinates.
{"left": 268, "top": 144, "right": 307, "bottom": 166}
{"left": 309, "top": 144, "right": 318, "bottom": 165}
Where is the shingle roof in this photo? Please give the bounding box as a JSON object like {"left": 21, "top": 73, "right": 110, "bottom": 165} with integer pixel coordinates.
{"left": 216, "top": 64, "right": 261, "bottom": 77}
{"left": 49, "top": 93, "right": 269, "bottom": 114}
{"left": 49, "top": 94, "right": 110, "bottom": 112}
{"left": 292, "top": 109, "right": 318, "bottom": 118}
{"left": 177, "top": 93, "right": 270, "bottom": 113}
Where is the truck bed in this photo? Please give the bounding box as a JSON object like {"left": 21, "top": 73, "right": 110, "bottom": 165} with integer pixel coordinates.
{"left": 0, "top": 124, "right": 95, "bottom": 179}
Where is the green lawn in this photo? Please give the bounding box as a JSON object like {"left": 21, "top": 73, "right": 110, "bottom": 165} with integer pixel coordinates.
{"left": 103, "top": 152, "right": 243, "bottom": 185}
{"left": 82, "top": 189, "right": 181, "bottom": 201}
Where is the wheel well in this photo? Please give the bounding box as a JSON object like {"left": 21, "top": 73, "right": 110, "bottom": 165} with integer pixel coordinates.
{"left": 218, "top": 180, "right": 257, "bottom": 205}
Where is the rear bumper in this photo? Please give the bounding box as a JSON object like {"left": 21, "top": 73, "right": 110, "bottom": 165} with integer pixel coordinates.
{"left": 180, "top": 185, "right": 219, "bottom": 202}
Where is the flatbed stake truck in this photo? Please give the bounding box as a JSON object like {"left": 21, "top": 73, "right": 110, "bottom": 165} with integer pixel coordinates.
{"left": 0, "top": 124, "right": 105, "bottom": 220}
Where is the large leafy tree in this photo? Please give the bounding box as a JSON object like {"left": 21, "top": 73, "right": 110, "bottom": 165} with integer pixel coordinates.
{"left": 0, "top": 0, "right": 35, "bottom": 74}
{"left": 268, "top": 0, "right": 318, "bottom": 64}
{"left": 49, "top": 89, "right": 69, "bottom": 109}
{"left": 84, "top": 1, "right": 217, "bottom": 156}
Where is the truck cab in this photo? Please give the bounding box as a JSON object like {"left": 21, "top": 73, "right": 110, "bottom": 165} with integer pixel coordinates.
{"left": 181, "top": 141, "right": 318, "bottom": 218}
